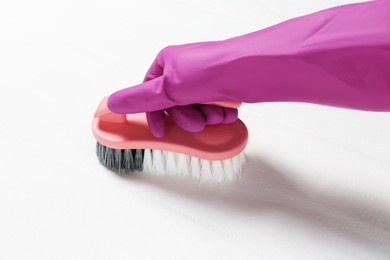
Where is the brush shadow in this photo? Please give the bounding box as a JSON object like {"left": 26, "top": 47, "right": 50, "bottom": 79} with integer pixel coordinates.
{"left": 118, "top": 154, "right": 390, "bottom": 255}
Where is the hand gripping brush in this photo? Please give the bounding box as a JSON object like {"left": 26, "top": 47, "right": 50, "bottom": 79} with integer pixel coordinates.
{"left": 92, "top": 97, "right": 248, "bottom": 184}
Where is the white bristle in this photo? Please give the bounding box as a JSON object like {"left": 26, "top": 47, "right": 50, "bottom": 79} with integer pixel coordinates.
{"left": 176, "top": 154, "right": 190, "bottom": 177}
{"left": 211, "top": 160, "right": 224, "bottom": 184}
{"left": 190, "top": 157, "right": 201, "bottom": 180}
{"left": 165, "top": 151, "right": 177, "bottom": 175}
{"left": 200, "top": 159, "right": 212, "bottom": 183}
{"left": 152, "top": 150, "right": 165, "bottom": 175}
{"left": 149, "top": 150, "right": 245, "bottom": 183}
{"left": 223, "top": 158, "right": 235, "bottom": 182}
{"left": 143, "top": 149, "right": 153, "bottom": 173}
{"left": 166, "top": 151, "right": 245, "bottom": 183}
{"left": 231, "top": 155, "right": 241, "bottom": 176}
{"left": 239, "top": 152, "right": 246, "bottom": 165}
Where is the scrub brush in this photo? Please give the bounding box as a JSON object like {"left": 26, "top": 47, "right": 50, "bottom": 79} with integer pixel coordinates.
{"left": 92, "top": 97, "right": 248, "bottom": 184}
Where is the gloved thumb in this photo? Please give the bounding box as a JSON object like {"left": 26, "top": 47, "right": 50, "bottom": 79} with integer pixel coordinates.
{"left": 107, "top": 76, "right": 175, "bottom": 114}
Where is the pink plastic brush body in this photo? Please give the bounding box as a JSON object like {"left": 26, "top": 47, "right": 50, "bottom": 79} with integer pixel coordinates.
{"left": 92, "top": 97, "right": 248, "bottom": 161}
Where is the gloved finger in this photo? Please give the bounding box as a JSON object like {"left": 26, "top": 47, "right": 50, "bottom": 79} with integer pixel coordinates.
{"left": 194, "top": 104, "right": 224, "bottom": 125}
{"left": 143, "top": 52, "right": 164, "bottom": 81}
{"left": 107, "top": 76, "right": 175, "bottom": 114}
{"left": 222, "top": 107, "right": 238, "bottom": 124}
{"left": 166, "top": 105, "right": 206, "bottom": 132}
{"left": 146, "top": 110, "right": 166, "bottom": 138}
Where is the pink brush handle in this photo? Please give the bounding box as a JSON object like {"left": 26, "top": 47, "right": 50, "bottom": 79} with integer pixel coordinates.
{"left": 202, "top": 100, "right": 241, "bottom": 109}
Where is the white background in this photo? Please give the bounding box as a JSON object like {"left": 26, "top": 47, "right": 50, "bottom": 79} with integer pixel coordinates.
{"left": 1, "top": 0, "right": 390, "bottom": 259}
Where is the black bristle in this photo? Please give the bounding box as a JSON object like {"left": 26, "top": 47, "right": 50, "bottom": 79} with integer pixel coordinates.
{"left": 134, "top": 149, "right": 143, "bottom": 171}
{"left": 96, "top": 142, "right": 145, "bottom": 174}
{"left": 123, "top": 149, "right": 134, "bottom": 172}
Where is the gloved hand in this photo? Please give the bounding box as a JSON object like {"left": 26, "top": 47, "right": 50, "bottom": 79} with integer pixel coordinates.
{"left": 107, "top": 40, "right": 243, "bottom": 137}
{"left": 108, "top": 0, "right": 390, "bottom": 137}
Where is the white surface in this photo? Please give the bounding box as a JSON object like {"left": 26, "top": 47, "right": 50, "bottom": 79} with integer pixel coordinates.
{"left": 1, "top": 0, "right": 390, "bottom": 259}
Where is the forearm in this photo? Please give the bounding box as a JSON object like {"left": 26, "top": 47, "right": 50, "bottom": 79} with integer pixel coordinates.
{"left": 222, "top": 0, "right": 390, "bottom": 111}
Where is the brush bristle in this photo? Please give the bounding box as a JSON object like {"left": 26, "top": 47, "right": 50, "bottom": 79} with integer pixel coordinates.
{"left": 96, "top": 142, "right": 245, "bottom": 184}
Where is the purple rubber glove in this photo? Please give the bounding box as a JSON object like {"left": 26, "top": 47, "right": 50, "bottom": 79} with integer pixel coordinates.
{"left": 108, "top": 0, "right": 390, "bottom": 137}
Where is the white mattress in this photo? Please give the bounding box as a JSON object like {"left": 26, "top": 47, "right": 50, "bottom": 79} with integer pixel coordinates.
{"left": 1, "top": 0, "right": 390, "bottom": 259}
